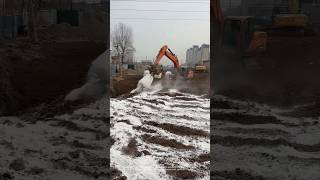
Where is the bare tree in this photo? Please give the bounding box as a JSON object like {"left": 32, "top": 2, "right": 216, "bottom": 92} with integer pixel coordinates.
{"left": 111, "top": 23, "right": 135, "bottom": 64}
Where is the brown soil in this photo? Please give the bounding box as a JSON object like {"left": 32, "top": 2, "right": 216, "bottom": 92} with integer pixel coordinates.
{"left": 190, "top": 153, "right": 210, "bottom": 163}
{"left": 111, "top": 168, "right": 127, "bottom": 180}
{"left": 111, "top": 72, "right": 209, "bottom": 98}
{"left": 141, "top": 134, "right": 194, "bottom": 150}
{"left": 217, "top": 35, "right": 320, "bottom": 106}
{"left": 211, "top": 112, "right": 283, "bottom": 125}
{"left": 112, "top": 75, "right": 142, "bottom": 98}
{"left": 117, "top": 120, "right": 132, "bottom": 125}
{"left": 132, "top": 126, "right": 157, "bottom": 133}
{"left": 173, "top": 96, "right": 198, "bottom": 101}
{"left": 214, "top": 135, "right": 320, "bottom": 152}
{"left": 145, "top": 121, "right": 209, "bottom": 137}
{"left": 1, "top": 39, "right": 105, "bottom": 114}
{"left": 37, "top": 23, "right": 86, "bottom": 41}
{"left": 166, "top": 169, "right": 199, "bottom": 179}
{"left": 142, "top": 98, "right": 165, "bottom": 105}
{"left": 212, "top": 169, "right": 266, "bottom": 180}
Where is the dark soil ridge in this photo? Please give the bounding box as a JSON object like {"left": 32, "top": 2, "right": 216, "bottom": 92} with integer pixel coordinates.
{"left": 216, "top": 127, "right": 290, "bottom": 137}
{"left": 214, "top": 135, "right": 320, "bottom": 153}
{"left": 211, "top": 112, "right": 298, "bottom": 126}
{"left": 111, "top": 167, "right": 127, "bottom": 180}
{"left": 49, "top": 119, "right": 108, "bottom": 139}
{"left": 121, "top": 138, "right": 142, "bottom": 157}
{"left": 145, "top": 121, "right": 209, "bottom": 137}
{"left": 211, "top": 169, "right": 266, "bottom": 180}
{"left": 141, "top": 134, "right": 194, "bottom": 150}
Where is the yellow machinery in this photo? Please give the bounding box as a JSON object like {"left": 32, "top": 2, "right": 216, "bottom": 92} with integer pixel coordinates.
{"left": 273, "top": 0, "right": 308, "bottom": 28}
{"left": 195, "top": 65, "right": 207, "bottom": 72}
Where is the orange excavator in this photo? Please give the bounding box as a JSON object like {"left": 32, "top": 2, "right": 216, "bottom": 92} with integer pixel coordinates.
{"left": 154, "top": 45, "right": 180, "bottom": 68}
{"left": 212, "top": 0, "right": 268, "bottom": 92}
{"left": 149, "top": 45, "right": 180, "bottom": 78}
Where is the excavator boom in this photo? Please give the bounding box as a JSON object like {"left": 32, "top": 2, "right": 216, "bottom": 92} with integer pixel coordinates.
{"left": 154, "top": 45, "right": 180, "bottom": 68}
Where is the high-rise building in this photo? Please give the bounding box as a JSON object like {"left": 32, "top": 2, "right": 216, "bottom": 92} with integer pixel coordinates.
{"left": 186, "top": 44, "right": 210, "bottom": 66}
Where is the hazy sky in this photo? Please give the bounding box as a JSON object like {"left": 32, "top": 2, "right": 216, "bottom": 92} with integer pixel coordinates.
{"left": 110, "top": 0, "right": 210, "bottom": 66}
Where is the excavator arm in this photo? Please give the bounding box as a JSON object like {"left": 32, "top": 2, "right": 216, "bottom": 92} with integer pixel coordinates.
{"left": 212, "top": 0, "right": 224, "bottom": 26}
{"left": 212, "top": 0, "right": 224, "bottom": 59}
{"left": 154, "top": 45, "right": 180, "bottom": 68}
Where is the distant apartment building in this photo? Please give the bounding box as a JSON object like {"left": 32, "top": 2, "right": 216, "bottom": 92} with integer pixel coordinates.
{"left": 186, "top": 44, "right": 210, "bottom": 66}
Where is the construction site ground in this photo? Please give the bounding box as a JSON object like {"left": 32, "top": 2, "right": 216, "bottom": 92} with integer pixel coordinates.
{"left": 111, "top": 71, "right": 209, "bottom": 98}
{"left": 211, "top": 95, "right": 320, "bottom": 180}
{"left": 111, "top": 91, "right": 210, "bottom": 179}
{"left": 0, "top": 24, "right": 108, "bottom": 179}
{"left": 212, "top": 34, "right": 320, "bottom": 179}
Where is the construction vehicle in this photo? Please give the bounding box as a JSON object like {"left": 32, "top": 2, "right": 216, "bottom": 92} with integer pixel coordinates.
{"left": 211, "top": 0, "right": 268, "bottom": 92}
{"left": 270, "top": 0, "right": 315, "bottom": 36}
{"left": 150, "top": 45, "right": 209, "bottom": 79}
{"left": 195, "top": 64, "right": 207, "bottom": 72}
{"left": 149, "top": 45, "right": 180, "bottom": 78}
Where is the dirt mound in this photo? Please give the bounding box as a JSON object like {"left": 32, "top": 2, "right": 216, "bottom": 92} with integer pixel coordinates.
{"left": 167, "top": 170, "right": 199, "bottom": 179}
{"left": 141, "top": 134, "right": 194, "bottom": 149}
{"left": 145, "top": 121, "right": 209, "bottom": 137}
{"left": 111, "top": 168, "right": 127, "bottom": 180}
{"left": 111, "top": 75, "right": 142, "bottom": 97}
{"left": 0, "top": 40, "right": 105, "bottom": 115}
{"left": 212, "top": 169, "right": 266, "bottom": 180}
{"left": 37, "top": 23, "right": 86, "bottom": 41}
{"left": 190, "top": 153, "right": 210, "bottom": 163}
{"left": 121, "top": 138, "right": 142, "bottom": 157}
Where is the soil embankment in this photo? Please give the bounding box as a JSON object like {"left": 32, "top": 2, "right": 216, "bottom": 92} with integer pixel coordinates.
{"left": 0, "top": 38, "right": 105, "bottom": 115}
